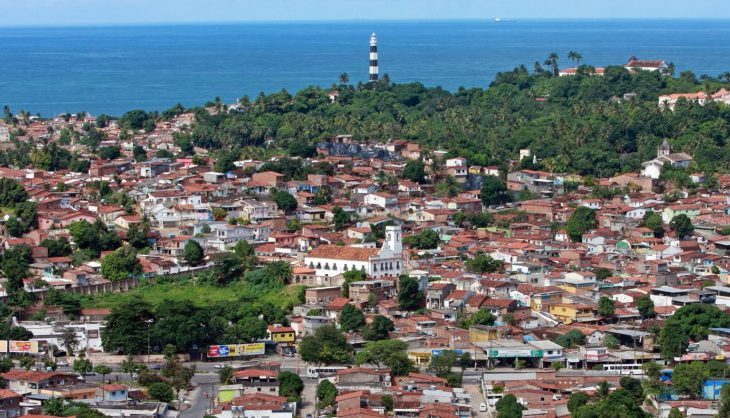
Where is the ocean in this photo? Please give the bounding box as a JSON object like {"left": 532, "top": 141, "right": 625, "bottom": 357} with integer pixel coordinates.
{"left": 2, "top": 19, "right": 730, "bottom": 116}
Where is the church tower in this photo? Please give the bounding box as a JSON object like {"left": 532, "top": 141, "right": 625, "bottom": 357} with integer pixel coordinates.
{"left": 369, "top": 33, "right": 379, "bottom": 82}
{"left": 658, "top": 139, "right": 672, "bottom": 157}
{"left": 385, "top": 225, "right": 402, "bottom": 256}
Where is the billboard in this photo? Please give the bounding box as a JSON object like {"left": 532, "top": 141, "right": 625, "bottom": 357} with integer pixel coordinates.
{"left": 0, "top": 340, "right": 40, "bottom": 354}
{"left": 489, "top": 349, "right": 543, "bottom": 358}
{"left": 208, "top": 343, "right": 265, "bottom": 358}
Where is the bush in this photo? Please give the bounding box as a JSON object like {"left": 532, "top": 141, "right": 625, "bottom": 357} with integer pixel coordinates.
{"left": 148, "top": 382, "right": 174, "bottom": 403}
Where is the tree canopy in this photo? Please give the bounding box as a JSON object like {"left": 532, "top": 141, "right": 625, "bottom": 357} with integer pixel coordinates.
{"left": 566, "top": 206, "right": 597, "bottom": 242}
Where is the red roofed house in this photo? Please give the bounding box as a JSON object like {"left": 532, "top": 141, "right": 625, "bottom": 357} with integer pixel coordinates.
{"left": 229, "top": 393, "right": 294, "bottom": 416}
{"left": 625, "top": 56, "right": 669, "bottom": 73}
{"left": 1, "top": 370, "right": 75, "bottom": 395}
{"left": 0, "top": 388, "right": 22, "bottom": 417}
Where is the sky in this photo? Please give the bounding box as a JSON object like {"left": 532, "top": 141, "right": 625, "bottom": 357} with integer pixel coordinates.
{"left": 0, "top": 0, "right": 728, "bottom": 26}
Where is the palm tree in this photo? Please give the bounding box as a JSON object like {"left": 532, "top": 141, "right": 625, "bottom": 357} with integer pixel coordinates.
{"left": 597, "top": 381, "right": 611, "bottom": 398}
{"left": 568, "top": 51, "right": 583, "bottom": 67}
{"left": 339, "top": 73, "right": 350, "bottom": 85}
{"left": 120, "top": 355, "right": 138, "bottom": 381}
{"left": 544, "top": 53, "right": 560, "bottom": 77}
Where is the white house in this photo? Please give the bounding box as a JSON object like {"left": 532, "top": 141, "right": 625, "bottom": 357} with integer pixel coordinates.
{"left": 641, "top": 140, "right": 693, "bottom": 179}
{"left": 0, "top": 124, "right": 9, "bottom": 142}
{"left": 304, "top": 225, "right": 404, "bottom": 278}
{"left": 363, "top": 192, "right": 398, "bottom": 209}
{"left": 445, "top": 157, "right": 467, "bottom": 168}
{"left": 624, "top": 56, "right": 669, "bottom": 73}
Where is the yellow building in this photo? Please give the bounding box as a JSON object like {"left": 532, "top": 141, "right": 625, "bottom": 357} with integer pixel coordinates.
{"left": 468, "top": 325, "right": 501, "bottom": 344}
{"left": 548, "top": 304, "right": 594, "bottom": 324}
{"left": 267, "top": 325, "right": 296, "bottom": 344}
{"left": 529, "top": 290, "right": 563, "bottom": 312}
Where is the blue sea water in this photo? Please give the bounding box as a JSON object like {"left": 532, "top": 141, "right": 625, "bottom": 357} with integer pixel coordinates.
{"left": 2, "top": 19, "right": 730, "bottom": 116}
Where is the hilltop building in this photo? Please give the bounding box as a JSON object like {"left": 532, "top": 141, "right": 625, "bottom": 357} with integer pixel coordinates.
{"left": 641, "top": 139, "right": 693, "bottom": 180}
{"left": 625, "top": 56, "right": 670, "bottom": 73}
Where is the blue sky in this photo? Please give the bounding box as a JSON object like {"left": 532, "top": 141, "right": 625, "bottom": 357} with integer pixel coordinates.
{"left": 1, "top": 0, "right": 728, "bottom": 26}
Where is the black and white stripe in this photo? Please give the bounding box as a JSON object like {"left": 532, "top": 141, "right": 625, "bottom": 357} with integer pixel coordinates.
{"left": 369, "top": 33, "right": 378, "bottom": 82}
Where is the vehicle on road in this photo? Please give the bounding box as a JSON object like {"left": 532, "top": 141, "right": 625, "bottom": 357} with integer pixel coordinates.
{"left": 479, "top": 402, "right": 487, "bottom": 412}
{"left": 213, "top": 364, "right": 226, "bottom": 369}
{"left": 305, "top": 365, "right": 349, "bottom": 379}
{"left": 603, "top": 363, "right": 644, "bottom": 375}
{"left": 57, "top": 361, "right": 69, "bottom": 367}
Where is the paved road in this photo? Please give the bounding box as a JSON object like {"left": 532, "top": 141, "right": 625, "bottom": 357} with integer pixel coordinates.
{"left": 182, "top": 374, "right": 219, "bottom": 418}
{"left": 463, "top": 383, "right": 489, "bottom": 417}
{"left": 299, "top": 376, "right": 319, "bottom": 417}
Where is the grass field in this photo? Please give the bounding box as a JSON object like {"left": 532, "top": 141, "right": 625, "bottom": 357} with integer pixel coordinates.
{"left": 80, "top": 278, "right": 304, "bottom": 310}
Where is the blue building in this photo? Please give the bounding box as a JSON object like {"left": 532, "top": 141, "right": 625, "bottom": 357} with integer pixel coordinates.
{"left": 703, "top": 379, "right": 730, "bottom": 400}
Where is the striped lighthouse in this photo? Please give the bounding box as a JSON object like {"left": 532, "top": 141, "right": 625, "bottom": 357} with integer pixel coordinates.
{"left": 369, "top": 32, "right": 379, "bottom": 82}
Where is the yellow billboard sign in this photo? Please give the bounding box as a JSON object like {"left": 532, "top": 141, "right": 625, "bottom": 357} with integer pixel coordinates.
{"left": 0, "top": 340, "right": 40, "bottom": 354}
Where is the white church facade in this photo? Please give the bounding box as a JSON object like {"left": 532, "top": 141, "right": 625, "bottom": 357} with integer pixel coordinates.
{"left": 641, "top": 139, "right": 693, "bottom": 180}
{"left": 304, "top": 225, "right": 404, "bottom": 279}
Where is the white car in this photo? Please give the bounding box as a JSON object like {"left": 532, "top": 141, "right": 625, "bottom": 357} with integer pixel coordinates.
{"left": 213, "top": 364, "right": 226, "bottom": 369}
{"left": 479, "top": 403, "right": 487, "bottom": 412}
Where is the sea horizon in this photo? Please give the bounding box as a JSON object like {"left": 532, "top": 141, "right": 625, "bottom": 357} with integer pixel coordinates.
{"left": 2, "top": 17, "right": 730, "bottom": 29}
{"left": 2, "top": 19, "right": 730, "bottom": 116}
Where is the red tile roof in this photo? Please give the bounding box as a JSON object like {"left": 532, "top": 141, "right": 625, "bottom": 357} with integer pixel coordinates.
{"left": 308, "top": 245, "right": 378, "bottom": 261}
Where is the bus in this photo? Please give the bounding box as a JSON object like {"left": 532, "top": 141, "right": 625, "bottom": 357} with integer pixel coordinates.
{"left": 602, "top": 363, "right": 644, "bottom": 375}
{"left": 305, "top": 365, "right": 350, "bottom": 379}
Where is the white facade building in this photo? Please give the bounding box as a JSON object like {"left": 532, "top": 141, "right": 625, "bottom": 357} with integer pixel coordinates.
{"left": 304, "top": 225, "right": 404, "bottom": 278}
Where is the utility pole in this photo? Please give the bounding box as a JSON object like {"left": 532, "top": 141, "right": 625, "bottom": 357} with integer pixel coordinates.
{"left": 146, "top": 319, "right": 154, "bottom": 363}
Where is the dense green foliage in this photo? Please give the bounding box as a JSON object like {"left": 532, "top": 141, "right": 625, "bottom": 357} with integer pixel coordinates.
{"left": 597, "top": 296, "right": 616, "bottom": 318}
{"left": 574, "top": 388, "right": 650, "bottom": 418}
{"left": 666, "top": 304, "right": 730, "bottom": 341}
{"left": 480, "top": 176, "right": 512, "bottom": 206}
{"left": 361, "top": 315, "right": 394, "bottom": 341}
{"left": 299, "top": 325, "right": 353, "bottom": 364}
{"left": 317, "top": 379, "right": 338, "bottom": 408}
{"left": 68, "top": 220, "right": 122, "bottom": 259}
{"left": 278, "top": 371, "right": 304, "bottom": 403}
{"left": 641, "top": 211, "right": 664, "bottom": 237}
{"left": 183, "top": 240, "right": 205, "bottom": 266}
{"left": 466, "top": 253, "right": 504, "bottom": 274}
{"left": 636, "top": 296, "right": 655, "bottom": 319}
{"left": 554, "top": 329, "right": 587, "bottom": 348}
{"left": 56, "top": 66, "right": 730, "bottom": 178}
{"left": 398, "top": 275, "right": 424, "bottom": 311}
{"left": 339, "top": 304, "right": 365, "bottom": 332}
{"left": 148, "top": 382, "right": 174, "bottom": 403}
{"left": 355, "top": 340, "right": 411, "bottom": 373}
{"left": 496, "top": 394, "right": 524, "bottom": 418}
{"left": 670, "top": 214, "right": 694, "bottom": 239}
{"left": 566, "top": 206, "right": 597, "bottom": 242}
{"left": 672, "top": 361, "right": 710, "bottom": 398}
{"left": 404, "top": 229, "right": 440, "bottom": 249}
{"left": 101, "top": 245, "right": 142, "bottom": 280}
{"left": 402, "top": 159, "right": 427, "bottom": 184}
{"left": 271, "top": 189, "right": 297, "bottom": 212}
